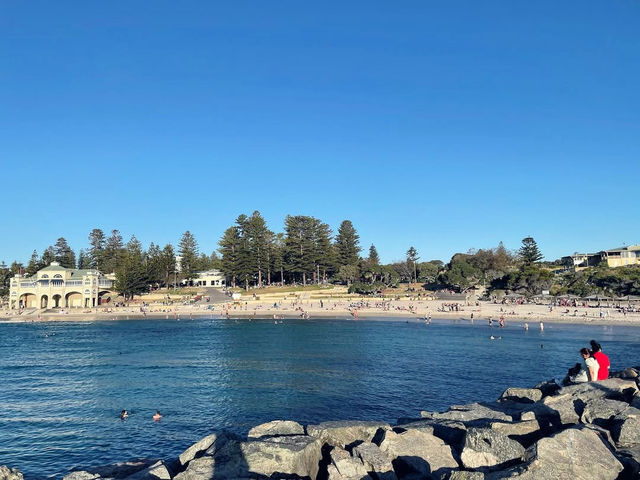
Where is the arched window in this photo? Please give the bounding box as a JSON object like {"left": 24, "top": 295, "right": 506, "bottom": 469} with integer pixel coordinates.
{"left": 41, "top": 274, "right": 49, "bottom": 279}
{"left": 53, "top": 274, "right": 63, "bottom": 279}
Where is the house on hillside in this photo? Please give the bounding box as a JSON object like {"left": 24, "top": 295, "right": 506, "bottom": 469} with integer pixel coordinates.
{"left": 562, "top": 244, "right": 640, "bottom": 271}
{"left": 9, "top": 261, "right": 115, "bottom": 310}
{"left": 599, "top": 245, "right": 640, "bottom": 268}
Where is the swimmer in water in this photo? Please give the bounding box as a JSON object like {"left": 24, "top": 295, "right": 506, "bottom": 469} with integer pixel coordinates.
{"left": 120, "top": 410, "right": 129, "bottom": 420}
{"left": 153, "top": 410, "right": 162, "bottom": 421}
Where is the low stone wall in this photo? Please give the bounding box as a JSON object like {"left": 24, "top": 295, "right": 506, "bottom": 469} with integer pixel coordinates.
{"left": 4, "top": 368, "right": 640, "bottom": 480}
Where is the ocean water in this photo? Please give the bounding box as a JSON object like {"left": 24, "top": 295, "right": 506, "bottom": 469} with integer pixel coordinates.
{"left": 0, "top": 317, "right": 639, "bottom": 479}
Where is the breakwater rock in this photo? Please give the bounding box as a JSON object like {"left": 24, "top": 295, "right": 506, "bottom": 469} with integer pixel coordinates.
{"left": 5, "top": 368, "right": 640, "bottom": 480}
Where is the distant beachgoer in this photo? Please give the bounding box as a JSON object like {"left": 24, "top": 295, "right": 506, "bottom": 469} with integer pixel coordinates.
{"left": 120, "top": 410, "right": 128, "bottom": 420}
{"left": 581, "top": 348, "right": 599, "bottom": 381}
{"left": 539, "top": 321, "right": 544, "bottom": 332}
{"left": 590, "top": 340, "right": 610, "bottom": 380}
{"left": 153, "top": 410, "right": 162, "bottom": 421}
{"left": 490, "top": 335, "right": 495, "bottom": 340}
{"left": 524, "top": 323, "right": 529, "bottom": 330}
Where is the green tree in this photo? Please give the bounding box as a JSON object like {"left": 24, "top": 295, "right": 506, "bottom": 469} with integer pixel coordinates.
{"left": 310, "top": 218, "right": 334, "bottom": 284}
{"left": 284, "top": 215, "right": 319, "bottom": 285}
{"left": 77, "top": 249, "right": 91, "bottom": 269}
{"left": 244, "top": 211, "right": 272, "bottom": 287}
{"left": 54, "top": 237, "right": 76, "bottom": 268}
{"left": 504, "top": 265, "right": 553, "bottom": 295}
{"left": 417, "top": 260, "right": 442, "bottom": 284}
{"left": 178, "top": 230, "right": 199, "bottom": 281}
{"left": 115, "top": 235, "right": 149, "bottom": 300}
{"left": 40, "top": 247, "right": 55, "bottom": 267}
{"left": 439, "top": 254, "right": 482, "bottom": 291}
{"left": 161, "top": 244, "right": 176, "bottom": 287}
{"left": 406, "top": 246, "right": 419, "bottom": 283}
{"left": 146, "top": 242, "right": 163, "bottom": 286}
{"left": 88, "top": 228, "right": 106, "bottom": 270}
{"left": 337, "top": 264, "right": 359, "bottom": 286}
{"left": 335, "top": 220, "right": 361, "bottom": 267}
{"left": 271, "top": 233, "right": 286, "bottom": 285}
{"left": 519, "top": 237, "right": 543, "bottom": 265}
{"left": 209, "top": 251, "right": 222, "bottom": 270}
{"left": 103, "top": 230, "right": 124, "bottom": 273}
{"left": 219, "top": 226, "right": 241, "bottom": 288}
{"left": 368, "top": 244, "right": 380, "bottom": 265}
{"left": 0, "top": 262, "right": 11, "bottom": 297}
{"left": 25, "top": 250, "right": 40, "bottom": 276}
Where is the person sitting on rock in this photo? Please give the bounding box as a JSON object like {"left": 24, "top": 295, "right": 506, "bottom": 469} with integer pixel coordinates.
{"left": 590, "top": 340, "right": 610, "bottom": 380}
{"left": 563, "top": 363, "right": 588, "bottom": 385}
{"left": 581, "top": 348, "right": 599, "bottom": 381}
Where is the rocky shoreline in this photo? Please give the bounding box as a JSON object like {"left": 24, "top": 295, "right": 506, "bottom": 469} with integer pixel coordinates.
{"left": 4, "top": 368, "right": 640, "bottom": 480}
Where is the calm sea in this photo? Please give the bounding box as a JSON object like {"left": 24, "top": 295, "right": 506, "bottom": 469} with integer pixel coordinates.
{"left": 1, "top": 317, "right": 638, "bottom": 479}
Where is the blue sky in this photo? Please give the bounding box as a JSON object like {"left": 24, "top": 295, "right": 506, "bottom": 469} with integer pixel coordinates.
{"left": 1, "top": 1, "right": 639, "bottom": 265}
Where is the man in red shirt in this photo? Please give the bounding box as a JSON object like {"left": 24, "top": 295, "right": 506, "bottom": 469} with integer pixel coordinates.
{"left": 590, "top": 340, "right": 610, "bottom": 380}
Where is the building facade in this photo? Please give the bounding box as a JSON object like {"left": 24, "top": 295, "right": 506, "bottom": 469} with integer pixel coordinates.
{"left": 189, "top": 269, "right": 226, "bottom": 288}
{"left": 563, "top": 245, "right": 640, "bottom": 271}
{"left": 600, "top": 245, "right": 640, "bottom": 268}
{"left": 9, "top": 262, "right": 115, "bottom": 310}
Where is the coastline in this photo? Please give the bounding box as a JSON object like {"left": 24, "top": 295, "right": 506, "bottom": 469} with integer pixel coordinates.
{"left": 2, "top": 298, "right": 640, "bottom": 327}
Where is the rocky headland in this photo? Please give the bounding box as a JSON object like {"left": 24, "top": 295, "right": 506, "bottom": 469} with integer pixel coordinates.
{"left": 4, "top": 368, "right": 640, "bottom": 480}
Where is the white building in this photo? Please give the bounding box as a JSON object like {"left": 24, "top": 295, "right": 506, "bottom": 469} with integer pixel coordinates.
{"left": 189, "top": 269, "right": 226, "bottom": 288}
{"left": 9, "top": 262, "right": 115, "bottom": 310}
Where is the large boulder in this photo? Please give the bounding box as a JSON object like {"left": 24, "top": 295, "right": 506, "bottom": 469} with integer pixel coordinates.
{"left": 486, "top": 420, "right": 548, "bottom": 449}
{"left": 248, "top": 420, "right": 305, "bottom": 438}
{"left": 421, "top": 403, "right": 512, "bottom": 424}
{"left": 62, "top": 474, "right": 99, "bottom": 480}
{"left": 173, "top": 456, "right": 216, "bottom": 480}
{"left": 352, "top": 442, "right": 396, "bottom": 480}
{"left": 537, "top": 393, "right": 581, "bottom": 425}
{"left": 487, "top": 420, "right": 541, "bottom": 438}
{"left": 378, "top": 428, "right": 458, "bottom": 478}
{"left": 611, "top": 407, "right": 640, "bottom": 447}
{"left": 615, "top": 445, "right": 640, "bottom": 479}
{"left": 0, "top": 467, "right": 23, "bottom": 480}
{"left": 499, "top": 388, "right": 542, "bottom": 404}
{"left": 123, "top": 461, "right": 171, "bottom": 480}
{"left": 326, "top": 447, "right": 371, "bottom": 480}
{"left": 68, "top": 460, "right": 157, "bottom": 480}
{"left": 448, "top": 472, "right": 485, "bottom": 480}
{"left": 396, "top": 419, "right": 467, "bottom": 449}
{"left": 175, "top": 435, "right": 247, "bottom": 480}
{"left": 179, "top": 432, "right": 229, "bottom": 466}
{"left": 306, "top": 420, "right": 390, "bottom": 448}
{"left": 486, "top": 427, "right": 623, "bottom": 479}
{"left": 580, "top": 398, "right": 630, "bottom": 427}
{"left": 559, "top": 378, "right": 638, "bottom": 403}
{"left": 460, "top": 427, "right": 525, "bottom": 469}
{"left": 241, "top": 435, "right": 323, "bottom": 479}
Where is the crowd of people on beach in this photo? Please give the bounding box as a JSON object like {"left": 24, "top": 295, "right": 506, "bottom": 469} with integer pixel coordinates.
{"left": 438, "top": 302, "right": 464, "bottom": 312}
{"left": 563, "top": 340, "right": 611, "bottom": 385}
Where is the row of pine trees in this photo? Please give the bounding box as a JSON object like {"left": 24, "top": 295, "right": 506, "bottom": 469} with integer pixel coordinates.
{"left": 7, "top": 212, "right": 390, "bottom": 297}
{"left": 4, "top": 212, "right": 556, "bottom": 299}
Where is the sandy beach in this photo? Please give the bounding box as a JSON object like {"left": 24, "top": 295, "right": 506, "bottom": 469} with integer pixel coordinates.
{"left": 2, "top": 289, "right": 640, "bottom": 326}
